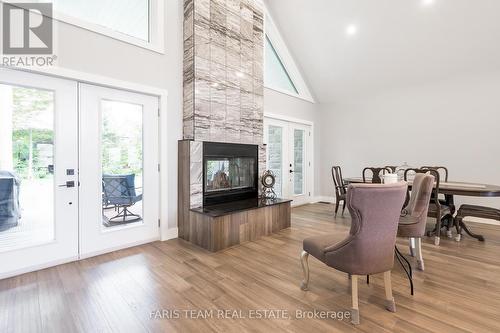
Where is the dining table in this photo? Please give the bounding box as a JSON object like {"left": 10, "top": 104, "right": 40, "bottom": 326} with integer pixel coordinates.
{"left": 343, "top": 177, "right": 500, "bottom": 241}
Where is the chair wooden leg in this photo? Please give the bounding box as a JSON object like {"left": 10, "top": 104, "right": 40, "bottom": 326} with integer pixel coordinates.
{"left": 342, "top": 200, "right": 346, "bottom": 216}
{"left": 350, "top": 275, "right": 360, "bottom": 325}
{"left": 300, "top": 251, "right": 309, "bottom": 291}
{"left": 383, "top": 271, "right": 396, "bottom": 312}
{"left": 409, "top": 237, "right": 416, "bottom": 257}
{"left": 434, "top": 217, "right": 442, "bottom": 246}
{"left": 415, "top": 237, "right": 424, "bottom": 271}
{"left": 334, "top": 201, "right": 340, "bottom": 217}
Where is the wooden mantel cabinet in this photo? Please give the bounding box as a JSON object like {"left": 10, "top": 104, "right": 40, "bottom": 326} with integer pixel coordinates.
{"left": 178, "top": 140, "right": 292, "bottom": 252}
{"left": 182, "top": 199, "right": 291, "bottom": 252}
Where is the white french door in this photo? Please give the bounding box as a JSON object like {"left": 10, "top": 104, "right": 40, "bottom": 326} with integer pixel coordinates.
{"left": 0, "top": 69, "right": 160, "bottom": 278}
{"left": 79, "top": 84, "right": 160, "bottom": 257}
{"left": 264, "top": 117, "right": 312, "bottom": 206}
{"left": 0, "top": 68, "right": 79, "bottom": 278}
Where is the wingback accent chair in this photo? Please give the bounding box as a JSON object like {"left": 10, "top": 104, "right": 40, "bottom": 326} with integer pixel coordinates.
{"left": 398, "top": 173, "right": 434, "bottom": 271}
{"left": 331, "top": 166, "right": 347, "bottom": 216}
{"left": 300, "top": 182, "right": 407, "bottom": 325}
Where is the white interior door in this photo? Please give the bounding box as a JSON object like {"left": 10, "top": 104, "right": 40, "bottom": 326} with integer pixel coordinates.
{"left": 79, "top": 84, "right": 160, "bottom": 257}
{"left": 0, "top": 68, "right": 78, "bottom": 278}
{"left": 264, "top": 117, "right": 312, "bottom": 205}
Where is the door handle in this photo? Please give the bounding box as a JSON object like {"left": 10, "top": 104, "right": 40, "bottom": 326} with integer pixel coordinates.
{"left": 59, "top": 181, "right": 75, "bottom": 188}
{"left": 289, "top": 170, "right": 294, "bottom": 173}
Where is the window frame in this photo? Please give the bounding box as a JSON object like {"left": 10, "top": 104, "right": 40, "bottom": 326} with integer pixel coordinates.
{"left": 5, "top": 0, "right": 165, "bottom": 54}
{"left": 264, "top": 6, "right": 314, "bottom": 103}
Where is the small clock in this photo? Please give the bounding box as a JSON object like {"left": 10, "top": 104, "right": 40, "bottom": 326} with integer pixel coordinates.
{"left": 261, "top": 170, "right": 277, "bottom": 199}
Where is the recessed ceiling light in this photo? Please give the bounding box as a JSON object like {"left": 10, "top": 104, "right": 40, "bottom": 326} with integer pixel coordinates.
{"left": 421, "top": 0, "right": 435, "bottom": 6}
{"left": 346, "top": 24, "right": 358, "bottom": 36}
{"left": 236, "top": 71, "right": 244, "bottom": 78}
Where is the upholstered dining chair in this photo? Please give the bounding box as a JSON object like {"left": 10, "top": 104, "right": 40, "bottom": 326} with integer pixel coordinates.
{"left": 362, "top": 167, "right": 392, "bottom": 184}
{"left": 404, "top": 168, "right": 453, "bottom": 246}
{"left": 300, "top": 182, "right": 407, "bottom": 325}
{"left": 331, "top": 166, "right": 347, "bottom": 216}
{"left": 398, "top": 173, "right": 434, "bottom": 271}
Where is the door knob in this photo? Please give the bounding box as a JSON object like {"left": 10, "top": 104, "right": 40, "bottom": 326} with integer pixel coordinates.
{"left": 59, "top": 181, "right": 75, "bottom": 188}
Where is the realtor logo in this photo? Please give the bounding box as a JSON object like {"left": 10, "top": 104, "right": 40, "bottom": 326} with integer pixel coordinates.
{"left": 2, "top": 2, "right": 53, "bottom": 54}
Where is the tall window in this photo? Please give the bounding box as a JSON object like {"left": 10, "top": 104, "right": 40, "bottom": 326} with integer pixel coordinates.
{"left": 265, "top": 35, "right": 299, "bottom": 95}
{"left": 24, "top": 0, "right": 164, "bottom": 52}
{"left": 56, "top": 0, "right": 150, "bottom": 41}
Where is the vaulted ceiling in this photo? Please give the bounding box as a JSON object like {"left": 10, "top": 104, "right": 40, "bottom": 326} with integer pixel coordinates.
{"left": 265, "top": 0, "right": 500, "bottom": 103}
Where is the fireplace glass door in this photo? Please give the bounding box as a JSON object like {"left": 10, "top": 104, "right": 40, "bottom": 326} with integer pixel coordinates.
{"left": 205, "top": 157, "right": 256, "bottom": 192}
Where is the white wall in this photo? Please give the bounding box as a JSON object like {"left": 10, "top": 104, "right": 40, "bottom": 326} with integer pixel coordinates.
{"left": 51, "top": 0, "right": 183, "bottom": 231}
{"left": 318, "top": 71, "right": 500, "bottom": 208}
{"left": 264, "top": 88, "right": 321, "bottom": 198}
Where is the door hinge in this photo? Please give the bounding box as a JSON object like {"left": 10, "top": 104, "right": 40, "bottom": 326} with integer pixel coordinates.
{"left": 158, "top": 219, "right": 161, "bottom": 227}
{"left": 158, "top": 164, "right": 160, "bottom": 172}
{"left": 309, "top": 131, "right": 311, "bottom": 137}
{"left": 309, "top": 161, "right": 311, "bottom": 167}
{"left": 309, "top": 192, "right": 311, "bottom": 196}
{"left": 158, "top": 108, "right": 161, "bottom": 117}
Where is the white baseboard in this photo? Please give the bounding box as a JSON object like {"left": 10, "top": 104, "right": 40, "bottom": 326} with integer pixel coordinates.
{"left": 312, "top": 196, "right": 335, "bottom": 204}
{"left": 162, "top": 227, "right": 178, "bottom": 240}
{"left": 464, "top": 217, "right": 500, "bottom": 226}
{"left": 0, "top": 256, "right": 79, "bottom": 280}
{"left": 79, "top": 236, "right": 160, "bottom": 260}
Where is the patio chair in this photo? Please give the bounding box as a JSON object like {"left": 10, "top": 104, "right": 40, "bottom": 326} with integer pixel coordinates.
{"left": 0, "top": 171, "right": 21, "bottom": 231}
{"left": 102, "top": 174, "right": 142, "bottom": 224}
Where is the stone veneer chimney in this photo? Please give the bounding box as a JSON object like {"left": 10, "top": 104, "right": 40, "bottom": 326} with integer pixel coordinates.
{"left": 182, "top": 0, "right": 266, "bottom": 208}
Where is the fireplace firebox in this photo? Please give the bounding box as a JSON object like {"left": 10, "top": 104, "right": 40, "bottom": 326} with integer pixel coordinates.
{"left": 203, "top": 142, "right": 258, "bottom": 206}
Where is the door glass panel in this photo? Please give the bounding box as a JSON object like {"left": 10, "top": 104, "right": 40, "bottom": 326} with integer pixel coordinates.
{"left": 267, "top": 125, "right": 283, "bottom": 197}
{"left": 0, "top": 84, "right": 55, "bottom": 252}
{"left": 101, "top": 100, "right": 143, "bottom": 228}
{"left": 293, "top": 129, "right": 305, "bottom": 195}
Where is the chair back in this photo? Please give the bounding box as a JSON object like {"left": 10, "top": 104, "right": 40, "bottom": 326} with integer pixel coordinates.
{"left": 402, "top": 173, "right": 435, "bottom": 236}
{"left": 102, "top": 174, "right": 137, "bottom": 205}
{"left": 385, "top": 166, "right": 397, "bottom": 173}
{"left": 0, "top": 171, "right": 20, "bottom": 219}
{"left": 421, "top": 166, "right": 448, "bottom": 182}
{"left": 362, "top": 167, "right": 392, "bottom": 184}
{"left": 405, "top": 168, "right": 440, "bottom": 212}
{"left": 0, "top": 178, "right": 15, "bottom": 217}
{"left": 325, "top": 182, "right": 407, "bottom": 275}
{"left": 331, "top": 166, "right": 346, "bottom": 198}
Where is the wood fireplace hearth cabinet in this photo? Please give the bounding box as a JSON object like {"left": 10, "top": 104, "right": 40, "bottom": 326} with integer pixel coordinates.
{"left": 178, "top": 140, "right": 292, "bottom": 252}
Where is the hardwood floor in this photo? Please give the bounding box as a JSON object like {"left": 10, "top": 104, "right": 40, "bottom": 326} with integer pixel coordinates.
{"left": 1, "top": 203, "right": 500, "bottom": 332}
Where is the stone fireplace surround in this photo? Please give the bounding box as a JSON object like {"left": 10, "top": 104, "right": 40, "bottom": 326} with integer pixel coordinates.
{"left": 178, "top": 0, "right": 291, "bottom": 252}
{"left": 182, "top": 0, "right": 266, "bottom": 209}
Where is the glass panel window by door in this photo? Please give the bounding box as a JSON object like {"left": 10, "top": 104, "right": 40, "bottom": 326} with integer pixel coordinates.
{"left": 101, "top": 100, "right": 143, "bottom": 228}
{"left": 293, "top": 129, "right": 305, "bottom": 195}
{"left": 0, "top": 84, "right": 55, "bottom": 252}
{"left": 267, "top": 125, "right": 283, "bottom": 197}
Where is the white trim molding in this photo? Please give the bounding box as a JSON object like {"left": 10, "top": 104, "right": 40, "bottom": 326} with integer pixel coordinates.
{"left": 163, "top": 227, "right": 179, "bottom": 241}
{"left": 263, "top": 5, "right": 315, "bottom": 103}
